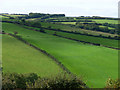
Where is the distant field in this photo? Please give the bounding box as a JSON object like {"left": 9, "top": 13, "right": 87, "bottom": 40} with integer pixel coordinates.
{"left": 26, "top": 18, "right": 39, "bottom": 21}
{"left": 0, "top": 15, "right": 9, "bottom": 19}
{"left": 60, "top": 22, "right": 115, "bottom": 30}
{"left": 45, "top": 30, "right": 118, "bottom": 48}
{"left": 61, "top": 22, "right": 76, "bottom": 25}
{"left": 40, "top": 22, "right": 117, "bottom": 37}
{"left": 24, "top": 26, "right": 118, "bottom": 48}
{"left": 91, "top": 19, "right": 118, "bottom": 24}
{"left": 2, "top": 34, "right": 63, "bottom": 77}
{"left": 99, "top": 26, "right": 115, "bottom": 30}
{"left": 2, "top": 23, "right": 118, "bottom": 88}
{"left": 6, "top": 15, "right": 25, "bottom": 17}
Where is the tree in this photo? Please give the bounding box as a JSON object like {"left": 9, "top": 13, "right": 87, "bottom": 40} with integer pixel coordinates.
{"left": 21, "top": 19, "right": 25, "bottom": 23}
{"left": 48, "top": 26, "right": 51, "bottom": 29}
{"left": 14, "top": 32, "right": 18, "bottom": 35}
{"left": 39, "top": 28, "right": 45, "bottom": 33}
{"left": 53, "top": 32, "right": 57, "bottom": 35}
{"left": 32, "top": 22, "right": 41, "bottom": 28}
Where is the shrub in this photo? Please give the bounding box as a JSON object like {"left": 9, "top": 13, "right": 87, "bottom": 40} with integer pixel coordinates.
{"left": 39, "top": 28, "right": 45, "bottom": 33}
{"left": 53, "top": 32, "right": 57, "bottom": 35}
{"left": 14, "top": 32, "right": 18, "bottom": 35}
{"left": 26, "top": 73, "right": 87, "bottom": 89}
{"left": 105, "top": 78, "right": 120, "bottom": 88}
{"left": 2, "top": 73, "right": 87, "bottom": 89}
{"left": 2, "top": 73, "right": 39, "bottom": 89}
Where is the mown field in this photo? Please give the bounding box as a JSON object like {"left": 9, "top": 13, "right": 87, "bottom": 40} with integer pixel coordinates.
{"left": 2, "top": 22, "right": 118, "bottom": 88}
{"left": 2, "top": 34, "right": 63, "bottom": 77}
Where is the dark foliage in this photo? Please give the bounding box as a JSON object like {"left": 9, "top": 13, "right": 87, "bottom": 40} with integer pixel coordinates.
{"left": 2, "top": 73, "right": 87, "bottom": 89}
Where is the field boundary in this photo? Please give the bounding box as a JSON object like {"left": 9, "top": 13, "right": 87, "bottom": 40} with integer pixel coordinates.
{"left": 19, "top": 25, "right": 119, "bottom": 50}
{"left": 1, "top": 21, "right": 119, "bottom": 40}
{"left": 54, "top": 34, "right": 119, "bottom": 50}
{"left": 5, "top": 33, "right": 73, "bottom": 75}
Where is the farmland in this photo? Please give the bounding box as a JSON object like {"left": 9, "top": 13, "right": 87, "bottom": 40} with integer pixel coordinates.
{"left": 2, "top": 22, "right": 118, "bottom": 88}
{"left": 2, "top": 34, "right": 63, "bottom": 77}
{"left": 23, "top": 25, "right": 118, "bottom": 48}
{"left": 91, "top": 19, "right": 118, "bottom": 24}
{"left": 37, "top": 22, "right": 118, "bottom": 37}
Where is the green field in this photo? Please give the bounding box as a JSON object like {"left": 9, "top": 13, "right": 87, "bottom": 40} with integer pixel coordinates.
{"left": 91, "top": 19, "right": 118, "bottom": 24}
{"left": 0, "top": 15, "right": 9, "bottom": 19}
{"left": 5, "top": 14, "right": 25, "bottom": 17}
{"left": 2, "top": 34, "right": 63, "bottom": 77}
{"left": 60, "top": 21, "right": 116, "bottom": 30}
{"left": 39, "top": 22, "right": 117, "bottom": 37}
{"left": 99, "top": 26, "right": 115, "bottom": 30}
{"left": 24, "top": 26, "right": 118, "bottom": 48}
{"left": 2, "top": 22, "right": 118, "bottom": 88}
{"left": 61, "top": 22, "right": 76, "bottom": 25}
{"left": 45, "top": 30, "right": 118, "bottom": 48}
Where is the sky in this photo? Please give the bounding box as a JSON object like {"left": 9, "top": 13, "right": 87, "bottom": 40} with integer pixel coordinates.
{"left": 0, "top": 0, "right": 119, "bottom": 17}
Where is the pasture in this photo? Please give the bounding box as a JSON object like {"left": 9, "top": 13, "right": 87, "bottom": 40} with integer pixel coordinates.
{"left": 2, "top": 22, "right": 118, "bottom": 88}
{"left": 91, "top": 19, "right": 118, "bottom": 24}
{"left": 40, "top": 22, "right": 117, "bottom": 37}
{"left": 45, "top": 30, "right": 118, "bottom": 48}
{"left": 2, "top": 34, "right": 63, "bottom": 77}
{"left": 0, "top": 15, "right": 9, "bottom": 19}
{"left": 23, "top": 26, "right": 118, "bottom": 48}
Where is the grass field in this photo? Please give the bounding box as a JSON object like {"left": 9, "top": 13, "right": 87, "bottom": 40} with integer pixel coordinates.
{"left": 99, "top": 26, "right": 115, "bottom": 30}
{"left": 5, "top": 14, "right": 25, "bottom": 17}
{"left": 45, "top": 30, "right": 118, "bottom": 48}
{"left": 2, "top": 34, "right": 63, "bottom": 77}
{"left": 2, "top": 22, "right": 118, "bottom": 88}
{"left": 0, "top": 15, "right": 9, "bottom": 19}
{"left": 60, "top": 22, "right": 116, "bottom": 30}
{"left": 61, "top": 22, "right": 76, "bottom": 25}
{"left": 40, "top": 22, "right": 117, "bottom": 37}
{"left": 24, "top": 26, "right": 118, "bottom": 48}
{"left": 91, "top": 19, "right": 118, "bottom": 24}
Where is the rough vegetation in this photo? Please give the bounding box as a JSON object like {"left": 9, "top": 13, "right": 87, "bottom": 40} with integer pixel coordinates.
{"left": 2, "top": 73, "right": 87, "bottom": 89}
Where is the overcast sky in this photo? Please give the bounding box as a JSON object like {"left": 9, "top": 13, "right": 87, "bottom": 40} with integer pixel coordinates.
{"left": 1, "top": 0, "right": 119, "bottom": 17}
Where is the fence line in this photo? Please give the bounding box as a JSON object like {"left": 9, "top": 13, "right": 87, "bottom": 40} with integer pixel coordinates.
{"left": 7, "top": 33, "right": 73, "bottom": 75}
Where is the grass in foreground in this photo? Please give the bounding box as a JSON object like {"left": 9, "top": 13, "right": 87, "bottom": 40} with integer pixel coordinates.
{"left": 2, "top": 23, "right": 118, "bottom": 88}
{"left": 2, "top": 34, "right": 63, "bottom": 77}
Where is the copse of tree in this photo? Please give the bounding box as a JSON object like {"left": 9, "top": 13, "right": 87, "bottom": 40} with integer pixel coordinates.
{"left": 31, "top": 22, "right": 41, "bottom": 28}
{"left": 75, "top": 22, "right": 118, "bottom": 34}
{"left": 28, "top": 13, "right": 65, "bottom": 19}
{"left": 24, "top": 21, "right": 41, "bottom": 28}
{"left": 29, "top": 13, "right": 46, "bottom": 18}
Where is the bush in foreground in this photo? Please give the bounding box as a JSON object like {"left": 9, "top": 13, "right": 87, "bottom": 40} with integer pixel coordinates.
{"left": 105, "top": 78, "right": 120, "bottom": 88}
{"left": 2, "top": 73, "right": 87, "bottom": 89}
